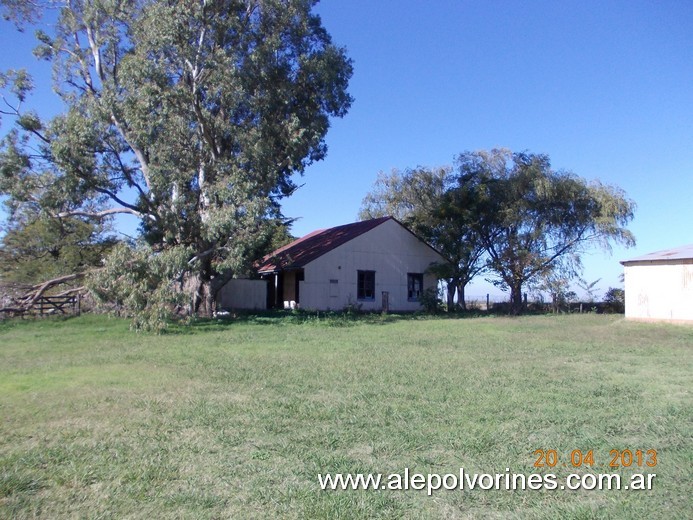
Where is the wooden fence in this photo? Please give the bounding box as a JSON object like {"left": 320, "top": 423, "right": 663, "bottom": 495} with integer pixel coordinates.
{"left": 33, "top": 295, "right": 81, "bottom": 316}
{"left": 0, "top": 294, "right": 81, "bottom": 318}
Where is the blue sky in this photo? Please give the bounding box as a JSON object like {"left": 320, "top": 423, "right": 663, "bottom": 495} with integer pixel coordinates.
{"left": 282, "top": 0, "right": 693, "bottom": 298}
{"left": 1, "top": 0, "right": 691, "bottom": 299}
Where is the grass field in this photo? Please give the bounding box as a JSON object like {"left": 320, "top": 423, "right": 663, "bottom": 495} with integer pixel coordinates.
{"left": 0, "top": 313, "right": 691, "bottom": 519}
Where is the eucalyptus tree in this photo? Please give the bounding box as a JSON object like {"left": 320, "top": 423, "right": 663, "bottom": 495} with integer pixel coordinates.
{"left": 0, "top": 0, "right": 353, "bottom": 323}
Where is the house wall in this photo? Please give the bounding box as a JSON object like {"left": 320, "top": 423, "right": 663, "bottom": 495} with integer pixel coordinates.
{"left": 298, "top": 219, "right": 445, "bottom": 312}
{"left": 623, "top": 260, "right": 693, "bottom": 322}
{"left": 217, "top": 279, "right": 267, "bottom": 311}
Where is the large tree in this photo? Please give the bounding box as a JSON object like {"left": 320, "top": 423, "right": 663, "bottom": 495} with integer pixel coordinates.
{"left": 462, "top": 149, "right": 635, "bottom": 314}
{"left": 359, "top": 166, "right": 486, "bottom": 310}
{"left": 0, "top": 0, "right": 353, "bottom": 322}
{"left": 0, "top": 214, "right": 117, "bottom": 285}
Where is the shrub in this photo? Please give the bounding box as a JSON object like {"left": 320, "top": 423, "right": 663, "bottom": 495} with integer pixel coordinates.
{"left": 603, "top": 287, "right": 625, "bottom": 313}
{"left": 420, "top": 287, "right": 442, "bottom": 314}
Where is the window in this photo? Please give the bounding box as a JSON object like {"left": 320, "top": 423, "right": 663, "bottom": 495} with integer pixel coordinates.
{"left": 408, "top": 273, "right": 424, "bottom": 301}
{"left": 357, "top": 270, "right": 375, "bottom": 300}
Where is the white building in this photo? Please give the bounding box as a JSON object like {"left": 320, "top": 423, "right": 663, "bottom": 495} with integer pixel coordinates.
{"left": 620, "top": 244, "right": 693, "bottom": 323}
{"left": 219, "top": 216, "right": 448, "bottom": 312}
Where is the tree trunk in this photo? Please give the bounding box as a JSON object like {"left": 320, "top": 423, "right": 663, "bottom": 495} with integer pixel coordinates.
{"left": 510, "top": 283, "right": 524, "bottom": 315}
{"left": 457, "top": 281, "right": 467, "bottom": 311}
{"left": 202, "top": 280, "right": 215, "bottom": 317}
{"left": 192, "top": 279, "right": 213, "bottom": 317}
{"left": 190, "top": 257, "right": 235, "bottom": 318}
{"left": 446, "top": 279, "right": 457, "bottom": 312}
{"left": 190, "top": 256, "right": 216, "bottom": 318}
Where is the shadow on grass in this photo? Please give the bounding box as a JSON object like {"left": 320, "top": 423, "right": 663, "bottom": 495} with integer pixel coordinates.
{"left": 168, "top": 308, "right": 516, "bottom": 334}
{"left": 174, "top": 302, "right": 625, "bottom": 333}
{"left": 2, "top": 307, "right": 620, "bottom": 336}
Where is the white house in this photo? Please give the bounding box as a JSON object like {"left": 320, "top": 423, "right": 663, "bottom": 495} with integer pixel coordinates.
{"left": 620, "top": 243, "right": 693, "bottom": 323}
{"left": 219, "top": 216, "right": 448, "bottom": 312}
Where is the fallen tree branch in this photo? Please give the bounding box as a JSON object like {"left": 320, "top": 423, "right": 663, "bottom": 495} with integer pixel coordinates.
{"left": 1, "top": 272, "right": 89, "bottom": 317}
{"left": 53, "top": 286, "right": 86, "bottom": 297}
{"left": 24, "top": 273, "right": 85, "bottom": 305}
{"left": 0, "top": 307, "right": 26, "bottom": 315}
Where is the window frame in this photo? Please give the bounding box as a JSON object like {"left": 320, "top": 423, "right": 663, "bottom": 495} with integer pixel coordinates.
{"left": 357, "top": 270, "right": 376, "bottom": 301}
{"left": 407, "top": 272, "right": 424, "bottom": 301}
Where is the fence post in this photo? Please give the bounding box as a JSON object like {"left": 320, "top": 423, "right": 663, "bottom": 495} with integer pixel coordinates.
{"left": 486, "top": 294, "right": 490, "bottom": 311}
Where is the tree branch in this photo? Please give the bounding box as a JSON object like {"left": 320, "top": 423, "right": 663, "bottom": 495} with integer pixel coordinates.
{"left": 24, "top": 272, "right": 84, "bottom": 305}
{"left": 57, "top": 207, "right": 153, "bottom": 220}
{"left": 101, "top": 138, "right": 150, "bottom": 202}
{"left": 109, "top": 115, "right": 153, "bottom": 192}
{"left": 53, "top": 286, "right": 86, "bottom": 297}
{"left": 92, "top": 186, "right": 145, "bottom": 214}
{"left": 187, "top": 246, "right": 228, "bottom": 266}
{"left": 77, "top": 15, "right": 154, "bottom": 193}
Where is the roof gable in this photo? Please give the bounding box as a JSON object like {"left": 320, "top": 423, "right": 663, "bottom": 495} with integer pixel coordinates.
{"left": 257, "top": 216, "right": 393, "bottom": 273}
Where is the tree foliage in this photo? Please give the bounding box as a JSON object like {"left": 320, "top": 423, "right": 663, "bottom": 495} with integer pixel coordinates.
{"left": 0, "top": 0, "right": 353, "bottom": 327}
{"left": 88, "top": 242, "right": 192, "bottom": 332}
{"left": 602, "top": 286, "right": 625, "bottom": 313}
{"left": 0, "top": 215, "right": 117, "bottom": 285}
{"left": 360, "top": 167, "right": 450, "bottom": 223}
{"left": 466, "top": 149, "right": 635, "bottom": 314}
{"left": 535, "top": 260, "right": 579, "bottom": 313}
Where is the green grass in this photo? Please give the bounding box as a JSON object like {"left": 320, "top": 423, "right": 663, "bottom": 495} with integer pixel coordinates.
{"left": 0, "top": 313, "right": 691, "bottom": 519}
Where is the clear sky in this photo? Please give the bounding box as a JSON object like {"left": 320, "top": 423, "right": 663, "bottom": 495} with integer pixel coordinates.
{"left": 1, "top": 0, "right": 691, "bottom": 300}
{"left": 282, "top": 0, "right": 693, "bottom": 298}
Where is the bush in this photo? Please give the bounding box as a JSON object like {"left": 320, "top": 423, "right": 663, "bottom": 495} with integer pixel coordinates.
{"left": 420, "top": 287, "right": 442, "bottom": 314}
{"left": 602, "top": 287, "right": 625, "bottom": 313}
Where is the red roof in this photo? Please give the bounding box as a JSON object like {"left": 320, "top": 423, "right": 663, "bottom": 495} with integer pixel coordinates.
{"left": 257, "top": 216, "right": 393, "bottom": 273}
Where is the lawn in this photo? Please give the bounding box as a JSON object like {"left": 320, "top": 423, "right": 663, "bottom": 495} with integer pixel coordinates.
{"left": 0, "top": 313, "right": 691, "bottom": 519}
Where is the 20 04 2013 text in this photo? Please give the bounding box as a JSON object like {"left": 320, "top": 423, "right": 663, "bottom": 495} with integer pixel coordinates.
{"left": 533, "top": 449, "right": 657, "bottom": 468}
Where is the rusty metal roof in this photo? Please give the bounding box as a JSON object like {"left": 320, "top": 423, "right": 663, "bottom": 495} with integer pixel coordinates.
{"left": 620, "top": 243, "right": 693, "bottom": 265}
{"left": 257, "top": 216, "right": 393, "bottom": 273}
